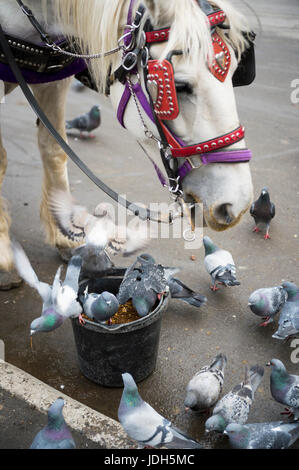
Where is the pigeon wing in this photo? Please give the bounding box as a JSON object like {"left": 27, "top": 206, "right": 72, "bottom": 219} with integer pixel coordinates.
{"left": 11, "top": 241, "right": 52, "bottom": 303}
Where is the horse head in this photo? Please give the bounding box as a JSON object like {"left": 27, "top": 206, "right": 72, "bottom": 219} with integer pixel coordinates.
{"left": 110, "top": 0, "right": 254, "bottom": 230}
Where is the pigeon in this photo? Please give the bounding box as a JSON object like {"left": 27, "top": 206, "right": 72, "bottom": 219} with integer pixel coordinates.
{"left": 30, "top": 398, "right": 76, "bottom": 449}
{"left": 205, "top": 365, "right": 264, "bottom": 433}
{"left": 203, "top": 236, "right": 240, "bottom": 291}
{"left": 80, "top": 289, "right": 119, "bottom": 324}
{"left": 224, "top": 421, "right": 299, "bottom": 449}
{"left": 12, "top": 240, "right": 83, "bottom": 336}
{"left": 49, "top": 191, "right": 149, "bottom": 274}
{"left": 272, "top": 284, "right": 299, "bottom": 341}
{"left": 66, "top": 105, "right": 101, "bottom": 137}
{"left": 118, "top": 373, "right": 202, "bottom": 449}
{"left": 248, "top": 286, "right": 288, "bottom": 327}
{"left": 184, "top": 353, "right": 227, "bottom": 412}
{"left": 116, "top": 254, "right": 177, "bottom": 317}
{"left": 267, "top": 358, "right": 299, "bottom": 420}
{"left": 250, "top": 187, "right": 275, "bottom": 239}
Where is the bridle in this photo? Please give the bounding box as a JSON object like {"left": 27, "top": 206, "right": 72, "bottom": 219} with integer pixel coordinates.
{"left": 0, "top": 0, "right": 255, "bottom": 231}
{"left": 112, "top": 0, "right": 254, "bottom": 198}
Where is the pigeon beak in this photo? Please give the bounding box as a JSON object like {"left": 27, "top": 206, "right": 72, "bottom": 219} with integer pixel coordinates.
{"left": 106, "top": 300, "right": 111, "bottom": 305}
{"left": 223, "top": 430, "right": 228, "bottom": 435}
{"left": 30, "top": 330, "right": 35, "bottom": 336}
{"left": 185, "top": 407, "right": 190, "bottom": 412}
{"left": 266, "top": 361, "right": 271, "bottom": 367}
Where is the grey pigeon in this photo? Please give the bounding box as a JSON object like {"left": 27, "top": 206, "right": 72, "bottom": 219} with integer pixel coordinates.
{"left": 205, "top": 365, "right": 264, "bottom": 433}
{"left": 224, "top": 421, "right": 299, "bottom": 449}
{"left": 267, "top": 358, "right": 299, "bottom": 420}
{"left": 117, "top": 254, "right": 176, "bottom": 317}
{"left": 30, "top": 398, "right": 75, "bottom": 449}
{"left": 203, "top": 236, "right": 240, "bottom": 291}
{"left": 80, "top": 289, "right": 119, "bottom": 324}
{"left": 184, "top": 353, "right": 227, "bottom": 412}
{"left": 66, "top": 105, "right": 101, "bottom": 137}
{"left": 118, "top": 373, "right": 202, "bottom": 449}
{"left": 248, "top": 285, "right": 288, "bottom": 327}
{"left": 12, "top": 241, "right": 83, "bottom": 335}
{"left": 49, "top": 191, "right": 148, "bottom": 273}
{"left": 272, "top": 283, "right": 299, "bottom": 341}
{"left": 250, "top": 187, "right": 275, "bottom": 239}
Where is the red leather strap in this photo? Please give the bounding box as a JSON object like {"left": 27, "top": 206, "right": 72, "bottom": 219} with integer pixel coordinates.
{"left": 145, "top": 10, "right": 226, "bottom": 43}
{"left": 163, "top": 125, "right": 245, "bottom": 158}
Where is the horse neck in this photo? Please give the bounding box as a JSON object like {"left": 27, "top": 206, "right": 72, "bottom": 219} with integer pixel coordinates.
{"left": 0, "top": 0, "right": 65, "bottom": 44}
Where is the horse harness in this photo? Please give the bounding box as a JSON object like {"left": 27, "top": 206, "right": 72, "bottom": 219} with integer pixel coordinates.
{"left": 0, "top": 0, "right": 255, "bottom": 226}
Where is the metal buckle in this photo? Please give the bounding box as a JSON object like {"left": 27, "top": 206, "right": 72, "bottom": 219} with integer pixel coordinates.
{"left": 122, "top": 51, "right": 138, "bottom": 71}
{"left": 168, "top": 175, "right": 182, "bottom": 195}
{"left": 186, "top": 156, "right": 203, "bottom": 170}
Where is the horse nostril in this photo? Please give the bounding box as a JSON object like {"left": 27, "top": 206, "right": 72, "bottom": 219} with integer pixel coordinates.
{"left": 213, "top": 203, "right": 234, "bottom": 224}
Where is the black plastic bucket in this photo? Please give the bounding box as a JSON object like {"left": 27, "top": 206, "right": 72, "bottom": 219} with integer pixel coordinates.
{"left": 71, "top": 274, "right": 169, "bottom": 387}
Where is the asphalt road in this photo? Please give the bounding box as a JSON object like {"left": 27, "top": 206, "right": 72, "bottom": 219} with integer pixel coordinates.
{"left": 0, "top": 0, "right": 298, "bottom": 449}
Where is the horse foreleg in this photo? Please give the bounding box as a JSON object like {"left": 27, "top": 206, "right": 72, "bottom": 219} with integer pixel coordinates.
{"left": 31, "top": 78, "right": 79, "bottom": 257}
{"left": 0, "top": 82, "right": 22, "bottom": 289}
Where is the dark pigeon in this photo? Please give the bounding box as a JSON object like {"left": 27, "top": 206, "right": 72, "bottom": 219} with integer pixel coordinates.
{"left": 168, "top": 277, "right": 207, "bottom": 308}
{"left": 116, "top": 254, "right": 176, "bottom": 317}
{"left": 184, "top": 353, "right": 227, "bottom": 412}
{"left": 248, "top": 285, "right": 288, "bottom": 327}
{"left": 224, "top": 421, "right": 299, "bottom": 449}
{"left": 66, "top": 105, "right": 101, "bottom": 137}
{"left": 267, "top": 358, "right": 299, "bottom": 420}
{"left": 30, "top": 398, "right": 76, "bottom": 449}
{"left": 205, "top": 365, "right": 264, "bottom": 433}
{"left": 250, "top": 187, "right": 275, "bottom": 239}
{"left": 118, "top": 373, "right": 202, "bottom": 449}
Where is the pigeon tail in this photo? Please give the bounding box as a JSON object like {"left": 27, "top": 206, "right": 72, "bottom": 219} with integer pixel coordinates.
{"left": 249, "top": 365, "right": 264, "bottom": 394}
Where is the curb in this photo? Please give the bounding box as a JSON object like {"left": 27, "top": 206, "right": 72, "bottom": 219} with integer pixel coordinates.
{"left": 0, "top": 360, "right": 135, "bottom": 449}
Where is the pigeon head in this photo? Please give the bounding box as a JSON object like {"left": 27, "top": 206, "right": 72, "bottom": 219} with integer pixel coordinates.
{"left": 224, "top": 423, "right": 249, "bottom": 449}
{"left": 248, "top": 291, "right": 267, "bottom": 315}
{"left": 119, "top": 373, "right": 143, "bottom": 411}
{"left": 203, "top": 236, "right": 218, "bottom": 256}
{"left": 132, "top": 295, "right": 153, "bottom": 317}
{"left": 30, "top": 308, "right": 64, "bottom": 335}
{"left": 47, "top": 398, "right": 66, "bottom": 429}
{"left": 92, "top": 291, "right": 119, "bottom": 322}
{"left": 90, "top": 105, "right": 100, "bottom": 118}
{"left": 259, "top": 187, "right": 270, "bottom": 201}
{"left": 281, "top": 282, "right": 299, "bottom": 301}
{"left": 267, "top": 359, "right": 289, "bottom": 387}
{"left": 205, "top": 414, "right": 227, "bottom": 433}
{"left": 184, "top": 391, "right": 198, "bottom": 411}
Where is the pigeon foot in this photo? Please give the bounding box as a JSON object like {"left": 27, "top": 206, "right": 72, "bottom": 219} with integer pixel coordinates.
{"left": 252, "top": 227, "right": 260, "bottom": 233}
{"left": 210, "top": 285, "right": 220, "bottom": 291}
{"left": 79, "top": 314, "right": 86, "bottom": 325}
{"left": 0, "top": 269, "right": 23, "bottom": 290}
{"left": 264, "top": 233, "right": 271, "bottom": 240}
{"left": 280, "top": 407, "right": 294, "bottom": 419}
{"left": 259, "top": 317, "right": 270, "bottom": 327}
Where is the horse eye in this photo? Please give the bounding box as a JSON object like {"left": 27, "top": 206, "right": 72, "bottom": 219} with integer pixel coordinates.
{"left": 175, "top": 81, "right": 193, "bottom": 94}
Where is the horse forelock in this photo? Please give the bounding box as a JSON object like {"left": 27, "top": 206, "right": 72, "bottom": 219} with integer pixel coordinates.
{"left": 52, "top": 0, "right": 250, "bottom": 92}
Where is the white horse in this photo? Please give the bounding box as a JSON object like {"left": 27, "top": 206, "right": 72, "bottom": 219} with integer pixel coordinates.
{"left": 0, "top": 0, "right": 253, "bottom": 289}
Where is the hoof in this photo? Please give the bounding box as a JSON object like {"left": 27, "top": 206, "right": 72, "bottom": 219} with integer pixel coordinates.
{"left": 56, "top": 246, "right": 74, "bottom": 263}
{"left": 0, "top": 269, "right": 23, "bottom": 291}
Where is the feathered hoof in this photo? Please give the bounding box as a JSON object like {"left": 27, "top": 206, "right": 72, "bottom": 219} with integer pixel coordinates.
{"left": 0, "top": 268, "right": 23, "bottom": 290}
{"left": 56, "top": 245, "right": 74, "bottom": 263}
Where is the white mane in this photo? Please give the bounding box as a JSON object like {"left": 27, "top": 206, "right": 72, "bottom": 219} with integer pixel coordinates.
{"left": 53, "top": 0, "right": 250, "bottom": 92}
